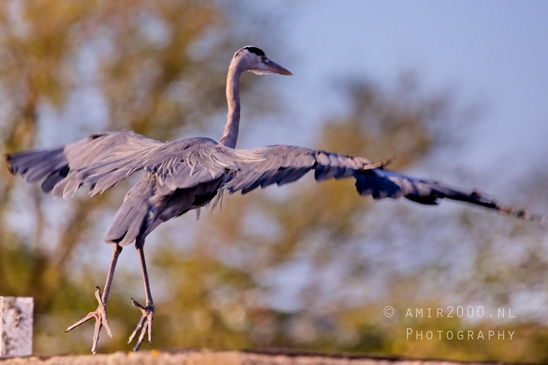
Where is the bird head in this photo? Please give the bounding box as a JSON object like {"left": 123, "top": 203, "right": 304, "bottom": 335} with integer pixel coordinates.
{"left": 233, "top": 46, "right": 292, "bottom": 76}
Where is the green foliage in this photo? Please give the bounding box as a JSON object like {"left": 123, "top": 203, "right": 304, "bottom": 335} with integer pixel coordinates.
{"left": 0, "top": 0, "right": 272, "bottom": 354}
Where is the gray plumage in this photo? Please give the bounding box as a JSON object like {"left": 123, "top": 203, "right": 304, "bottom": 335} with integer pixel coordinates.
{"left": 7, "top": 130, "right": 543, "bottom": 248}
{"left": 5, "top": 45, "right": 543, "bottom": 353}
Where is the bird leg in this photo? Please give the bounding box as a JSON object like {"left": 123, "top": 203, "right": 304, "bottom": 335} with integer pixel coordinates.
{"left": 127, "top": 238, "right": 154, "bottom": 351}
{"left": 65, "top": 243, "right": 123, "bottom": 354}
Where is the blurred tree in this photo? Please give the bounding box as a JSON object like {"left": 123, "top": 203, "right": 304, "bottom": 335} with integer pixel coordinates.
{"left": 168, "top": 74, "right": 457, "bottom": 350}
{"left": 0, "top": 0, "right": 279, "bottom": 354}
{"left": 162, "top": 74, "right": 548, "bottom": 362}
{"left": 1, "top": 1, "right": 547, "bottom": 361}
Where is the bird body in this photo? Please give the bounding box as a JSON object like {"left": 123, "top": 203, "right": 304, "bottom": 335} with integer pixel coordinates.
{"left": 5, "top": 46, "right": 543, "bottom": 353}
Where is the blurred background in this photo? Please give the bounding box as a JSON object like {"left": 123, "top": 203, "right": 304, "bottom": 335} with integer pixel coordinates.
{"left": 1, "top": 0, "right": 548, "bottom": 362}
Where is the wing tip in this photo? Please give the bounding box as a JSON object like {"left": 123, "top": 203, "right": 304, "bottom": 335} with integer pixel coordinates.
{"left": 496, "top": 204, "right": 545, "bottom": 226}
{"left": 5, "top": 153, "right": 17, "bottom": 174}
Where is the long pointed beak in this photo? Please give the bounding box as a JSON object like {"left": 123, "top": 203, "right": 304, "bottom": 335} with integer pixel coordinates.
{"left": 265, "top": 59, "right": 293, "bottom": 76}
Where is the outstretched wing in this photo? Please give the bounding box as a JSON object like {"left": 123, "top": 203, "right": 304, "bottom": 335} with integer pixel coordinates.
{"left": 7, "top": 135, "right": 543, "bottom": 224}
{"left": 7, "top": 131, "right": 250, "bottom": 200}
{"left": 221, "top": 145, "right": 544, "bottom": 224}
{"left": 222, "top": 144, "right": 378, "bottom": 193}
{"left": 7, "top": 131, "right": 163, "bottom": 198}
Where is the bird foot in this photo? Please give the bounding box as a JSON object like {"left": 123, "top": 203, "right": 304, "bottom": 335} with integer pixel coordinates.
{"left": 65, "top": 286, "right": 112, "bottom": 354}
{"left": 127, "top": 297, "right": 154, "bottom": 351}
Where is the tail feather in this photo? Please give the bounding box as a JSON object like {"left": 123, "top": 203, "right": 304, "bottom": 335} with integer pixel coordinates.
{"left": 104, "top": 177, "right": 155, "bottom": 246}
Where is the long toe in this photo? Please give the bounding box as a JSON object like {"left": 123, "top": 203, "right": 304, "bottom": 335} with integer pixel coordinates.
{"left": 65, "top": 287, "right": 113, "bottom": 354}
{"left": 127, "top": 297, "right": 154, "bottom": 351}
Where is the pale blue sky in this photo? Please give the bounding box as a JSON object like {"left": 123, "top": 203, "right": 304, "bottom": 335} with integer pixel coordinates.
{"left": 244, "top": 1, "right": 548, "bottom": 184}
{"left": 231, "top": 1, "right": 548, "bottom": 312}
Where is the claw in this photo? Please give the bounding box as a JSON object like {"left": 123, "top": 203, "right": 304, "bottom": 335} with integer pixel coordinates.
{"left": 127, "top": 297, "right": 154, "bottom": 351}
{"left": 65, "top": 286, "right": 112, "bottom": 354}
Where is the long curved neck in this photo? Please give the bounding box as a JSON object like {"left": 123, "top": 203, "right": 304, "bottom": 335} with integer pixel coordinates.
{"left": 219, "top": 61, "right": 244, "bottom": 148}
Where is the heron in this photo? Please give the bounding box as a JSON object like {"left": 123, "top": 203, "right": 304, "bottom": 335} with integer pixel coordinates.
{"left": 6, "top": 46, "right": 543, "bottom": 353}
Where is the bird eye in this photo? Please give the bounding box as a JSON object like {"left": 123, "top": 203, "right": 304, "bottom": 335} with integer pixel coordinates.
{"left": 261, "top": 55, "right": 267, "bottom": 61}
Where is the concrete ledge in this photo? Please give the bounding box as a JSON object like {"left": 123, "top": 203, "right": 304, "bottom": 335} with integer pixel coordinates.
{"left": 0, "top": 350, "right": 492, "bottom": 365}
{"left": 0, "top": 297, "right": 33, "bottom": 357}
